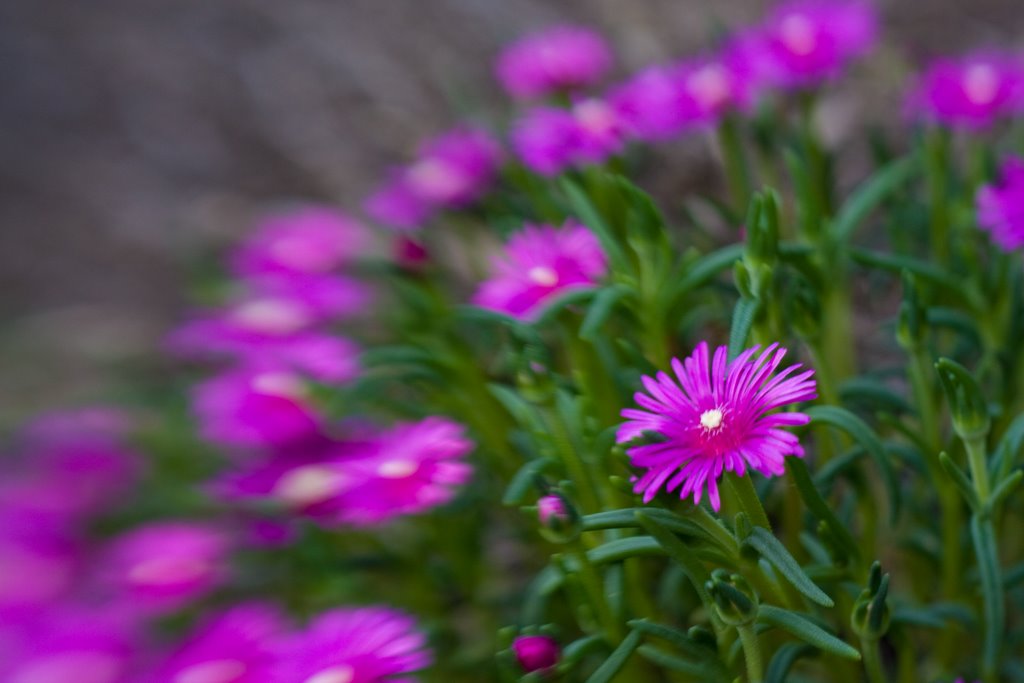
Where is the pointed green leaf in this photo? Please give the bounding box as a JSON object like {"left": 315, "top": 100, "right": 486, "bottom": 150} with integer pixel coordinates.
{"left": 743, "top": 527, "right": 834, "bottom": 607}
{"left": 758, "top": 605, "right": 861, "bottom": 660}
{"left": 832, "top": 156, "right": 918, "bottom": 242}
{"left": 585, "top": 630, "right": 643, "bottom": 683}
{"left": 765, "top": 643, "right": 817, "bottom": 683}
{"left": 580, "top": 285, "right": 633, "bottom": 341}
{"left": 728, "top": 297, "right": 760, "bottom": 361}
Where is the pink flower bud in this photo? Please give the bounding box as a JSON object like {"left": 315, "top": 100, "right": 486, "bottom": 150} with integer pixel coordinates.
{"left": 512, "top": 635, "right": 560, "bottom": 673}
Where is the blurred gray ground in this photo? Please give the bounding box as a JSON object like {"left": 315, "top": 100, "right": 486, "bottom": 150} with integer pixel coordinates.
{"left": 0, "top": 0, "right": 1021, "bottom": 419}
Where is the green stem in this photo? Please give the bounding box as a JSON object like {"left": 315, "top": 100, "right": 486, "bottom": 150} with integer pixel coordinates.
{"left": 862, "top": 637, "right": 887, "bottom": 683}
{"left": 717, "top": 115, "right": 754, "bottom": 211}
{"left": 572, "top": 544, "right": 622, "bottom": 642}
{"left": 924, "top": 127, "right": 951, "bottom": 264}
{"left": 966, "top": 436, "right": 992, "bottom": 501}
{"left": 725, "top": 473, "right": 772, "bottom": 531}
{"left": 971, "top": 515, "right": 1004, "bottom": 683}
{"left": 737, "top": 623, "right": 764, "bottom": 683}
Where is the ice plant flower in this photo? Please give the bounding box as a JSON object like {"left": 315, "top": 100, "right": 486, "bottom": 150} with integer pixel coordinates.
{"left": 230, "top": 206, "right": 370, "bottom": 277}
{"left": 404, "top": 126, "right": 503, "bottom": 208}
{"left": 472, "top": 221, "right": 607, "bottom": 321}
{"left": 0, "top": 526, "right": 78, "bottom": 617}
{"left": 611, "top": 65, "right": 690, "bottom": 141}
{"left": 618, "top": 342, "right": 817, "bottom": 510}
{"left": 512, "top": 635, "right": 560, "bottom": 674}
{"left": 99, "top": 521, "right": 230, "bottom": 613}
{"left": 675, "top": 54, "right": 753, "bottom": 124}
{"left": 364, "top": 173, "right": 433, "bottom": 231}
{"left": 511, "top": 106, "right": 580, "bottom": 176}
{"left": 496, "top": 24, "right": 612, "bottom": 100}
{"left": 737, "top": 0, "right": 878, "bottom": 90}
{"left": 146, "top": 602, "right": 287, "bottom": 683}
{"left": 908, "top": 52, "right": 1024, "bottom": 129}
{"left": 271, "top": 607, "right": 430, "bottom": 682}
{"left": 192, "top": 365, "right": 323, "bottom": 450}
{"left": 977, "top": 156, "right": 1024, "bottom": 251}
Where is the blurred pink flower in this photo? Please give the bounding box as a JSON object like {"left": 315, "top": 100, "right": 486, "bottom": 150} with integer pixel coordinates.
{"left": 496, "top": 24, "right": 612, "bottom": 100}
{"left": 472, "top": 221, "right": 607, "bottom": 321}
{"left": 406, "top": 127, "right": 502, "bottom": 207}
{"left": 192, "top": 365, "right": 323, "bottom": 450}
{"left": 907, "top": 52, "right": 1024, "bottom": 130}
{"left": 271, "top": 607, "right": 430, "bottom": 682}
{"left": 0, "top": 525, "right": 79, "bottom": 618}
{"left": 619, "top": 342, "right": 817, "bottom": 510}
{"left": 230, "top": 206, "right": 370, "bottom": 277}
{"left": 364, "top": 173, "right": 433, "bottom": 231}
{"left": 675, "top": 53, "right": 753, "bottom": 124}
{"left": 511, "top": 106, "right": 580, "bottom": 176}
{"left": 512, "top": 635, "right": 560, "bottom": 674}
{"left": 145, "top": 602, "right": 287, "bottom": 683}
{"left": 99, "top": 521, "right": 230, "bottom": 614}
{"left": 736, "top": 0, "right": 878, "bottom": 90}
{"left": 610, "top": 65, "right": 690, "bottom": 141}
{"left": 977, "top": 156, "right": 1024, "bottom": 251}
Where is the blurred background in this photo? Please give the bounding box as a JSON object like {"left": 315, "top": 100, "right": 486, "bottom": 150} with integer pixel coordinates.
{"left": 1, "top": 0, "right": 1022, "bottom": 422}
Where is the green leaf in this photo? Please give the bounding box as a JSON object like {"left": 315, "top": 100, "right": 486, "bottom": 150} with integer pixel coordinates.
{"left": 807, "top": 405, "right": 901, "bottom": 521}
{"left": 758, "top": 605, "right": 861, "bottom": 660}
{"left": 838, "top": 377, "right": 912, "bottom": 414}
{"left": 587, "top": 537, "right": 665, "bottom": 565}
{"left": 675, "top": 243, "right": 745, "bottom": 295}
{"left": 788, "top": 457, "right": 861, "bottom": 564}
{"left": 627, "top": 620, "right": 713, "bottom": 660}
{"left": 636, "top": 645, "right": 728, "bottom": 681}
{"left": 502, "top": 458, "right": 551, "bottom": 505}
{"left": 743, "top": 527, "right": 834, "bottom": 607}
{"left": 634, "top": 512, "right": 713, "bottom": 606}
{"left": 585, "top": 630, "right": 643, "bottom": 683}
{"left": 849, "top": 248, "right": 967, "bottom": 296}
{"left": 581, "top": 508, "right": 727, "bottom": 552}
{"left": 580, "top": 285, "right": 633, "bottom": 341}
{"left": 560, "top": 177, "right": 630, "bottom": 271}
{"left": 832, "top": 156, "right": 918, "bottom": 242}
{"left": 728, "top": 297, "right": 760, "bottom": 361}
{"left": 487, "top": 383, "right": 544, "bottom": 434}
{"left": 765, "top": 643, "right": 817, "bottom": 683}
{"left": 938, "top": 452, "right": 981, "bottom": 512}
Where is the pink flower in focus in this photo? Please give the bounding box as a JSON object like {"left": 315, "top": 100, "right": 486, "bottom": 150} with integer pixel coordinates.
{"left": 977, "top": 156, "right": 1024, "bottom": 251}
{"left": 618, "top": 342, "right": 817, "bottom": 510}
{"left": 230, "top": 206, "right": 370, "bottom": 277}
{"left": 473, "top": 221, "right": 607, "bottom": 321}
{"left": 512, "top": 635, "right": 560, "bottom": 674}
{"left": 364, "top": 174, "right": 433, "bottom": 232}
{"left": 738, "top": 0, "right": 878, "bottom": 90}
{"left": 146, "top": 602, "right": 287, "bottom": 683}
{"left": 405, "top": 127, "right": 503, "bottom": 208}
{"left": 192, "top": 365, "right": 323, "bottom": 450}
{"left": 496, "top": 25, "right": 612, "bottom": 100}
{"left": 99, "top": 521, "right": 230, "bottom": 614}
{"left": 271, "top": 607, "right": 430, "bottom": 683}
{"left": 907, "top": 52, "right": 1024, "bottom": 130}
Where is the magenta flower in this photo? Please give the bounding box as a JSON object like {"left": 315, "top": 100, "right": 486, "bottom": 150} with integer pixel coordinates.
{"left": 610, "top": 65, "right": 690, "bottom": 141}
{"left": 496, "top": 24, "right": 612, "bottom": 100}
{"left": 192, "top": 365, "right": 323, "bottom": 450}
{"left": 908, "top": 52, "right": 1024, "bottom": 130}
{"left": 472, "top": 221, "right": 607, "bottom": 321}
{"left": 738, "top": 0, "right": 878, "bottom": 90}
{"left": 98, "top": 521, "right": 230, "bottom": 614}
{"left": 364, "top": 173, "right": 433, "bottom": 231}
{"left": 404, "top": 127, "right": 502, "bottom": 207}
{"left": 572, "top": 98, "right": 626, "bottom": 162}
{"left": 512, "top": 635, "right": 560, "bottom": 674}
{"left": 511, "top": 106, "right": 580, "bottom": 176}
{"left": 271, "top": 607, "right": 430, "bottom": 682}
{"left": 618, "top": 342, "right": 817, "bottom": 510}
{"left": 146, "top": 602, "right": 287, "bottom": 683}
{"left": 977, "top": 156, "right": 1024, "bottom": 251}
{"left": 0, "top": 526, "right": 78, "bottom": 616}
{"left": 230, "top": 206, "right": 370, "bottom": 278}
{"left": 675, "top": 54, "right": 753, "bottom": 125}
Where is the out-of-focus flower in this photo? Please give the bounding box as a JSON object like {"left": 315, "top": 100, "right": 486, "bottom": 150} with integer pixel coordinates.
{"left": 512, "top": 635, "right": 560, "bottom": 674}
{"left": 405, "top": 127, "right": 502, "bottom": 208}
{"left": 364, "top": 174, "right": 433, "bottom": 232}
{"left": 736, "top": 0, "right": 878, "bottom": 90}
{"left": 217, "top": 418, "right": 473, "bottom": 527}
{"left": 511, "top": 106, "right": 580, "bottom": 176}
{"left": 192, "top": 365, "right": 323, "bottom": 451}
{"left": 99, "top": 522, "right": 230, "bottom": 614}
{"left": 271, "top": 607, "right": 430, "bottom": 682}
{"left": 675, "top": 54, "right": 752, "bottom": 124}
{"left": 496, "top": 24, "right": 612, "bottom": 100}
{"left": 393, "top": 236, "right": 430, "bottom": 270}
{"left": 472, "top": 221, "right": 607, "bottom": 321}
{"left": 145, "top": 602, "right": 287, "bottom": 683}
{"left": 0, "top": 606, "right": 141, "bottom": 683}
{"left": 977, "top": 156, "right": 1024, "bottom": 251}
{"left": 230, "top": 206, "right": 370, "bottom": 278}
{"left": 611, "top": 65, "right": 690, "bottom": 141}
{"left": 570, "top": 98, "right": 625, "bottom": 163}
{"left": 0, "top": 525, "right": 78, "bottom": 617}
{"left": 618, "top": 342, "right": 817, "bottom": 510}
{"left": 907, "top": 52, "right": 1024, "bottom": 130}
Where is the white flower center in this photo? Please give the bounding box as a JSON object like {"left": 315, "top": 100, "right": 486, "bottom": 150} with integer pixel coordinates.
{"left": 231, "top": 298, "right": 309, "bottom": 335}
{"left": 274, "top": 465, "right": 346, "bottom": 507}
{"left": 527, "top": 266, "right": 559, "bottom": 286}
{"left": 174, "top": 659, "right": 248, "bottom": 683}
{"left": 251, "top": 372, "right": 306, "bottom": 399}
{"left": 127, "top": 557, "right": 210, "bottom": 586}
{"left": 964, "top": 63, "right": 1000, "bottom": 105}
{"left": 687, "top": 63, "right": 732, "bottom": 110}
{"left": 779, "top": 14, "right": 817, "bottom": 56}
{"left": 699, "top": 408, "right": 725, "bottom": 431}
{"left": 303, "top": 665, "right": 355, "bottom": 683}
{"left": 376, "top": 459, "right": 419, "bottom": 479}
{"left": 574, "top": 99, "right": 616, "bottom": 134}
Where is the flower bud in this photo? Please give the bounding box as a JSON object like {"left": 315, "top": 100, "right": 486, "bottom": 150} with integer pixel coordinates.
{"left": 393, "top": 236, "right": 429, "bottom": 270}
{"left": 896, "top": 271, "right": 927, "bottom": 351}
{"left": 706, "top": 569, "right": 759, "bottom": 626}
{"left": 935, "top": 358, "right": 991, "bottom": 442}
{"left": 537, "top": 493, "right": 581, "bottom": 544}
{"left": 851, "top": 562, "right": 891, "bottom": 640}
{"left": 512, "top": 635, "right": 560, "bottom": 674}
